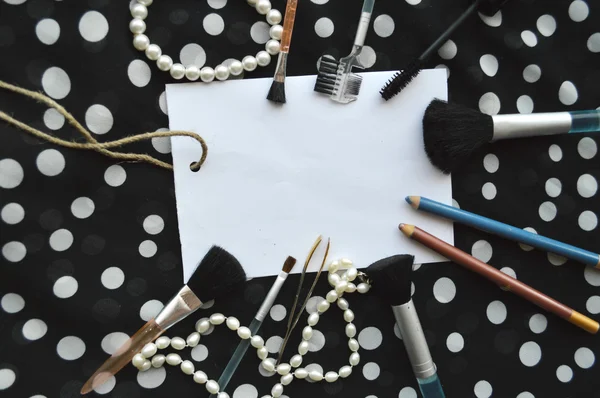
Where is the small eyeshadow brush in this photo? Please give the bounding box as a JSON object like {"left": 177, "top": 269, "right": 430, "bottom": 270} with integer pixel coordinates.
{"left": 81, "top": 246, "right": 247, "bottom": 394}
{"left": 267, "top": 0, "right": 298, "bottom": 104}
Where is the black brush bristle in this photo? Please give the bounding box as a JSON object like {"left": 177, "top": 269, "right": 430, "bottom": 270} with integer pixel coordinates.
{"left": 479, "top": 0, "right": 512, "bottom": 16}
{"left": 267, "top": 81, "right": 286, "bottom": 104}
{"left": 380, "top": 58, "right": 422, "bottom": 101}
{"left": 314, "top": 57, "right": 340, "bottom": 95}
{"left": 365, "top": 255, "right": 415, "bottom": 306}
{"left": 422, "top": 99, "right": 494, "bottom": 174}
{"left": 187, "top": 246, "right": 247, "bottom": 302}
{"left": 345, "top": 74, "right": 363, "bottom": 96}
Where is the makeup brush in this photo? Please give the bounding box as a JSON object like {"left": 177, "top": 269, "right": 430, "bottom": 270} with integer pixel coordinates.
{"left": 266, "top": 0, "right": 298, "bottom": 104}
{"left": 81, "top": 246, "right": 247, "bottom": 394}
{"left": 212, "top": 256, "right": 296, "bottom": 396}
{"left": 366, "top": 255, "right": 446, "bottom": 398}
{"left": 423, "top": 99, "right": 600, "bottom": 173}
{"left": 380, "top": 0, "right": 510, "bottom": 100}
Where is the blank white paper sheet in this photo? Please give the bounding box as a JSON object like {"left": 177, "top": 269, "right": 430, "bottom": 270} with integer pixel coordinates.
{"left": 167, "top": 69, "right": 453, "bottom": 281}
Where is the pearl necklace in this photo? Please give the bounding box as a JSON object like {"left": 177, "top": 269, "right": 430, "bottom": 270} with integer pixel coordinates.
{"left": 129, "top": 0, "right": 284, "bottom": 82}
{"left": 133, "top": 258, "right": 371, "bottom": 398}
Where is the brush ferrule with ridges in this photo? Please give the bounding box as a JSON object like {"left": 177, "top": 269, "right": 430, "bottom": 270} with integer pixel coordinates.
{"left": 256, "top": 271, "right": 288, "bottom": 322}
{"left": 273, "top": 52, "right": 288, "bottom": 83}
{"left": 492, "top": 112, "right": 572, "bottom": 141}
{"left": 155, "top": 285, "right": 203, "bottom": 330}
{"left": 354, "top": 12, "right": 372, "bottom": 47}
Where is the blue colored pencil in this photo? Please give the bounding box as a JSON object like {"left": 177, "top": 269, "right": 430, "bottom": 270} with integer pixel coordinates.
{"left": 406, "top": 196, "right": 600, "bottom": 268}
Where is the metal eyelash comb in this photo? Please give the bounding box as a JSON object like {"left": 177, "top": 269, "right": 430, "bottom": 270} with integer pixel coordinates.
{"left": 313, "top": 0, "right": 375, "bottom": 104}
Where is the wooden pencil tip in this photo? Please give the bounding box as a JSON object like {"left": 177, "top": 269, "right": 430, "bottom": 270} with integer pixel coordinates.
{"left": 398, "top": 223, "right": 415, "bottom": 237}
{"left": 405, "top": 196, "right": 420, "bottom": 209}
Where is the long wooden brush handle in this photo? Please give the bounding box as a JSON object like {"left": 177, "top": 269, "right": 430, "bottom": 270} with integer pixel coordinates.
{"left": 280, "top": 0, "right": 298, "bottom": 52}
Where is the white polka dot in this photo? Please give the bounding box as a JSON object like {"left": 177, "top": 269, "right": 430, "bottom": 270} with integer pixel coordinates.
{"left": 314, "top": 17, "right": 334, "bottom": 38}
{"left": 203, "top": 13, "right": 224, "bottom": 36}
{"left": 250, "top": 21, "right": 270, "bottom": 44}
{"left": 56, "top": 336, "right": 86, "bottom": 360}
{"left": 207, "top": 0, "right": 227, "bottom": 9}
{"left": 1, "top": 293, "right": 25, "bottom": 313}
{"left": 393, "top": 323, "right": 402, "bottom": 340}
{"left": 433, "top": 277, "right": 456, "bottom": 304}
{"left": 517, "top": 95, "right": 534, "bottom": 114}
{"left": 101, "top": 332, "right": 130, "bottom": 354}
{"left": 180, "top": 43, "right": 206, "bottom": 67}
{"left": 53, "top": 276, "right": 78, "bottom": 298}
{"left": 523, "top": 64, "right": 541, "bottom": 83}
{"left": 486, "top": 300, "right": 507, "bottom": 325}
{"left": 529, "top": 314, "right": 547, "bottom": 334}
{"left": 362, "top": 362, "right": 380, "bottom": 380}
{"left": 305, "top": 296, "right": 325, "bottom": 314}
{"left": 549, "top": 144, "right": 562, "bottom": 162}
{"left": 36, "top": 18, "right": 60, "bottom": 45}
{"left": 139, "top": 240, "right": 157, "bottom": 258}
{"left": 71, "top": 197, "right": 94, "bottom": 219}
{"left": 398, "top": 387, "right": 417, "bottom": 398}
{"left": 578, "top": 137, "right": 597, "bottom": 159}
{"left": 143, "top": 215, "right": 164, "bottom": 235}
{"left": 79, "top": 11, "right": 109, "bottom": 42}
{"left": 482, "top": 182, "right": 497, "bottom": 200}
{"left": 516, "top": 393, "right": 535, "bottom": 398}
{"left": 452, "top": 199, "right": 460, "bottom": 209}
{"left": 438, "top": 40, "right": 457, "bottom": 60}
{"left": 536, "top": 14, "right": 556, "bottom": 37}
{"left": 585, "top": 266, "right": 600, "bottom": 286}
{"left": 547, "top": 252, "right": 567, "bottom": 266}
{"left": 578, "top": 211, "right": 597, "bottom": 231}
{"left": 151, "top": 135, "right": 171, "bottom": 154}
{"left": 479, "top": 54, "right": 498, "bottom": 77}
{"left": 405, "top": 0, "right": 421, "bottom": 4}
{"left": 521, "top": 30, "right": 538, "bottom": 47}
{"left": 311, "top": 0, "right": 329, "bottom": 4}
{"left": 474, "top": 380, "right": 492, "bottom": 398}
{"left": 104, "top": 165, "right": 127, "bottom": 187}
{"left": 577, "top": 174, "right": 597, "bottom": 198}
{"left": 519, "top": 227, "right": 537, "bottom": 251}
{"left": 538, "top": 201, "right": 557, "bottom": 222}
{"left": 158, "top": 91, "right": 168, "bottom": 115}
{"left": 36, "top": 149, "right": 65, "bottom": 177}
{"left": 22, "top": 319, "right": 47, "bottom": 340}
{"left": 374, "top": 14, "right": 394, "bottom": 38}
{"left": 127, "top": 59, "right": 151, "bottom": 88}
{"left": 472, "top": 240, "right": 493, "bottom": 262}
{"left": 574, "top": 347, "right": 595, "bottom": 369}
{"left": 1, "top": 203, "right": 24, "bottom": 225}
{"left": 191, "top": 344, "right": 209, "bottom": 361}
{"left": 93, "top": 375, "right": 115, "bottom": 394}
{"left": 0, "top": 158, "right": 23, "bottom": 191}
{"left": 200, "top": 300, "right": 215, "bottom": 309}
{"left": 500, "top": 267, "right": 517, "bottom": 279}
{"left": 478, "top": 10, "right": 502, "bottom": 27}
{"left": 233, "top": 384, "right": 258, "bottom": 398}
{"left": 446, "top": 332, "right": 464, "bottom": 353}
{"left": 519, "top": 341, "right": 542, "bottom": 367}
{"left": 588, "top": 33, "right": 600, "bottom": 53}
{"left": 270, "top": 304, "right": 286, "bottom": 321}
{"left": 483, "top": 154, "right": 499, "bottom": 173}
{"left": 435, "top": 64, "right": 450, "bottom": 78}
{"left": 140, "top": 299, "right": 163, "bottom": 321}
{"left": 556, "top": 365, "right": 573, "bottom": 383}
{"left": 586, "top": 296, "right": 600, "bottom": 314}
{"left": 85, "top": 104, "right": 113, "bottom": 135}
{"left": 559, "top": 81, "right": 578, "bottom": 106}
{"left": 49, "top": 228, "right": 73, "bottom": 251}
{"left": 569, "top": 0, "right": 589, "bottom": 22}
{"left": 0, "top": 369, "right": 16, "bottom": 391}
{"left": 308, "top": 329, "right": 325, "bottom": 352}
{"left": 2, "top": 241, "right": 26, "bottom": 262}
{"left": 544, "top": 178, "right": 562, "bottom": 198}
{"left": 357, "top": 45, "right": 377, "bottom": 68}
{"left": 101, "top": 267, "right": 125, "bottom": 289}
{"left": 266, "top": 335, "right": 283, "bottom": 353}
{"left": 137, "top": 366, "right": 166, "bottom": 388}
{"left": 358, "top": 327, "right": 383, "bottom": 350}
{"left": 41, "top": 66, "right": 71, "bottom": 99}
{"left": 4, "top": 0, "right": 27, "bottom": 4}
{"left": 43, "top": 108, "right": 65, "bottom": 130}
{"left": 478, "top": 92, "right": 501, "bottom": 115}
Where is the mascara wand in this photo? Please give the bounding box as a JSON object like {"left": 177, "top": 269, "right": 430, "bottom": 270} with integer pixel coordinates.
{"left": 267, "top": 0, "right": 298, "bottom": 104}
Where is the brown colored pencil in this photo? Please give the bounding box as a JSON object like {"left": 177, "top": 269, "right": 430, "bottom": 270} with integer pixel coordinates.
{"left": 399, "top": 223, "right": 599, "bottom": 335}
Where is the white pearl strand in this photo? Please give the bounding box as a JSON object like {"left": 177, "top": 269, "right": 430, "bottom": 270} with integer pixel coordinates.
{"left": 135, "top": 258, "right": 371, "bottom": 398}
{"left": 129, "top": 0, "right": 283, "bottom": 82}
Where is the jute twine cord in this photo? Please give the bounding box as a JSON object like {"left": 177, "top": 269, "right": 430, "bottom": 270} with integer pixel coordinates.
{"left": 0, "top": 80, "right": 207, "bottom": 171}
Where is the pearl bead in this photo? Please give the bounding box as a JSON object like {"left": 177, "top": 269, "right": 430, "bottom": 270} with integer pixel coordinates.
{"left": 298, "top": 341, "right": 309, "bottom": 355}
{"left": 329, "top": 260, "right": 340, "bottom": 273}
{"left": 277, "top": 363, "right": 291, "bottom": 375}
{"left": 269, "top": 25, "right": 283, "bottom": 40}
{"left": 317, "top": 300, "right": 330, "bottom": 313}
{"left": 218, "top": 393, "right": 230, "bottom": 398}
{"left": 345, "top": 323, "right": 357, "bottom": 338}
{"left": 228, "top": 60, "right": 244, "bottom": 76}
{"left": 266, "top": 39, "right": 281, "bottom": 55}
{"left": 185, "top": 65, "right": 200, "bottom": 81}
{"left": 131, "top": 3, "right": 148, "bottom": 19}
{"left": 257, "top": 346, "right": 268, "bottom": 360}
{"left": 256, "top": 0, "right": 271, "bottom": 15}
{"left": 193, "top": 370, "right": 208, "bottom": 384}
{"left": 341, "top": 258, "right": 353, "bottom": 268}
{"left": 337, "top": 298, "right": 349, "bottom": 311}
{"left": 170, "top": 63, "right": 185, "bottom": 79}
{"left": 344, "top": 309, "right": 355, "bottom": 323}
{"left": 180, "top": 360, "right": 195, "bottom": 375}
{"left": 170, "top": 336, "right": 186, "bottom": 350}
{"left": 344, "top": 268, "right": 358, "bottom": 282}
{"left": 349, "top": 352, "right": 360, "bottom": 366}
{"left": 256, "top": 51, "right": 271, "bottom": 67}
{"left": 328, "top": 273, "right": 341, "bottom": 286}
{"left": 325, "top": 371, "right": 339, "bottom": 383}
{"left": 302, "top": 326, "right": 313, "bottom": 341}
{"left": 348, "top": 338, "right": 359, "bottom": 352}
{"left": 345, "top": 283, "right": 357, "bottom": 293}
{"left": 186, "top": 332, "right": 200, "bottom": 347}
{"left": 151, "top": 354, "right": 165, "bottom": 368}
{"left": 210, "top": 313, "right": 225, "bottom": 325}
{"left": 290, "top": 354, "right": 302, "bottom": 368}
{"left": 251, "top": 335, "right": 265, "bottom": 348}
{"left": 166, "top": 353, "right": 182, "bottom": 366}
{"left": 226, "top": 316, "right": 240, "bottom": 331}
{"left": 215, "top": 64, "right": 230, "bottom": 81}
{"left": 133, "top": 34, "right": 150, "bottom": 50}
{"left": 156, "top": 336, "right": 170, "bottom": 349}
{"left": 307, "top": 313, "right": 319, "bottom": 326}
{"left": 242, "top": 56, "right": 258, "bottom": 71}
{"left": 237, "top": 326, "right": 251, "bottom": 339}
{"left": 129, "top": 18, "right": 146, "bottom": 34}
{"left": 140, "top": 359, "right": 151, "bottom": 371}
{"left": 335, "top": 281, "right": 348, "bottom": 295}
{"left": 200, "top": 67, "right": 215, "bottom": 82}
{"left": 280, "top": 373, "right": 293, "bottom": 386}
{"left": 145, "top": 44, "right": 161, "bottom": 61}
{"left": 262, "top": 358, "right": 276, "bottom": 372}
{"left": 357, "top": 283, "right": 370, "bottom": 294}
{"left": 141, "top": 342, "right": 157, "bottom": 358}
{"left": 266, "top": 9, "right": 282, "bottom": 25}
{"left": 309, "top": 370, "right": 323, "bottom": 381}
{"left": 339, "top": 365, "right": 352, "bottom": 378}
{"left": 138, "top": 0, "right": 153, "bottom": 5}
{"left": 132, "top": 353, "right": 145, "bottom": 368}
{"left": 271, "top": 383, "right": 283, "bottom": 398}
{"left": 326, "top": 290, "right": 338, "bottom": 303}
{"left": 206, "top": 380, "right": 220, "bottom": 394}
{"left": 156, "top": 55, "right": 173, "bottom": 71}
{"left": 195, "top": 318, "right": 210, "bottom": 333}
{"left": 294, "top": 368, "right": 308, "bottom": 379}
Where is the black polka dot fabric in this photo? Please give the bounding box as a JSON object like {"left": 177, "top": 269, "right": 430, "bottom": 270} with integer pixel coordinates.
{"left": 1, "top": 0, "right": 599, "bottom": 397}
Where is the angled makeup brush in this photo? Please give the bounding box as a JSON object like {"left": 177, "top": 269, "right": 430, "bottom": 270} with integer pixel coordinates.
{"left": 423, "top": 99, "right": 600, "bottom": 173}
{"left": 213, "top": 256, "right": 296, "bottom": 396}
{"left": 266, "top": 0, "right": 298, "bottom": 104}
{"left": 366, "top": 255, "right": 446, "bottom": 398}
{"left": 380, "top": 0, "right": 511, "bottom": 100}
{"left": 81, "top": 246, "right": 246, "bottom": 394}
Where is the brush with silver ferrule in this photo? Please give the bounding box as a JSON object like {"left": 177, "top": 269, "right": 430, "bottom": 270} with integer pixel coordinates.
{"left": 80, "top": 246, "right": 247, "bottom": 395}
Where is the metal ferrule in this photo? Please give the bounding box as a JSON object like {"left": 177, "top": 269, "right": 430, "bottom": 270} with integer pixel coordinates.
{"left": 155, "top": 285, "right": 203, "bottom": 330}
{"left": 353, "top": 12, "right": 371, "bottom": 47}
{"left": 392, "top": 300, "right": 437, "bottom": 379}
{"left": 273, "top": 52, "right": 288, "bottom": 83}
{"left": 256, "top": 271, "right": 288, "bottom": 322}
{"left": 492, "top": 112, "right": 572, "bottom": 141}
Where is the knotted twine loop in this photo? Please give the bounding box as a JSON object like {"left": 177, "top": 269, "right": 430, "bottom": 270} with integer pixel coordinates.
{"left": 0, "top": 80, "right": 207, "bottom": 171}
